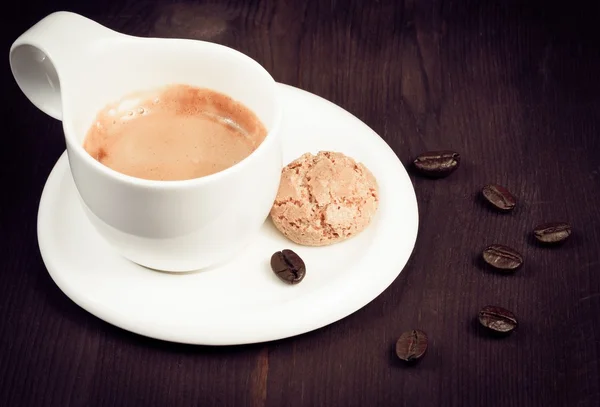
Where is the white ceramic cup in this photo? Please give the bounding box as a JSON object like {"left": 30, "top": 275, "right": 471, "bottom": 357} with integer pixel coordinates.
{"left": 10, "top": 11, "right": 283, "bottom": 272}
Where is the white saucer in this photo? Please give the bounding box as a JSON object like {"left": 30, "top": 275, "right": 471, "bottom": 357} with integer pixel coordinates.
{"left": 37, "top": 83, "right": 419, "bottom": 345}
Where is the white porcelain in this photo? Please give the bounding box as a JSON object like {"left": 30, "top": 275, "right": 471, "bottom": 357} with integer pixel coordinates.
{"left": 10, "top": 12, "right": 283, "bottom": 271}
{"left": 38, "top": 84, "right": 419, "bottom": 345}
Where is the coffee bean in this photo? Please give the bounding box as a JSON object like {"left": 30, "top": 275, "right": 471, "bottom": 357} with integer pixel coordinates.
{"left": 478, "top": 305, "right": 518, "bottom": 334}
{"left": 533, "top": 222, "right": 572, "bottom": 244}
{"left": 395, "top": 330, "right": 428, "bottom": 362}
{"left": 413, "top": 150, "right": 460, "bottom": 178}
{"left": 482, "top": 244, "right": 523, "bottom": 272}
{"left": 481, "top": 184, "right": 516, "bottom": 212}
{"left": 270, "top": 249, "right": 306, "bottom": 284}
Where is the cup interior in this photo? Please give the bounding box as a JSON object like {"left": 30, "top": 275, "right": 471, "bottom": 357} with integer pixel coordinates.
{"left": 63, "top": 37, "right": 279, "bottom": 149}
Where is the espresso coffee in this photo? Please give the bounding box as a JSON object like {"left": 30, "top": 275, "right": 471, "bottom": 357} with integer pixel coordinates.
{"left": 83, "top": 84, "right": 267, "bottom": 181}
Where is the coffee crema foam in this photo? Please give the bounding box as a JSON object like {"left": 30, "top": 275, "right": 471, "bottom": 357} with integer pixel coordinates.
{"left": 83, "top": 84, "right": 267, "bottom": 181}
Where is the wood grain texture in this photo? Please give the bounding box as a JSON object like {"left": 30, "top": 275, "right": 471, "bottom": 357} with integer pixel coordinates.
{"left": 1, "top": 0, "right": 599, "bottom": 406}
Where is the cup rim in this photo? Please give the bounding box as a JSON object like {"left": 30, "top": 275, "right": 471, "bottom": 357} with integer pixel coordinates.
{"left": 62, "top": 43, "right": 282, "bottom": 190}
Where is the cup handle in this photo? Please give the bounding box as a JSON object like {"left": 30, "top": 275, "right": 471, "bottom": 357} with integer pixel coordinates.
{"left": 9, "top": 11, "right": 116, "bottom": 121}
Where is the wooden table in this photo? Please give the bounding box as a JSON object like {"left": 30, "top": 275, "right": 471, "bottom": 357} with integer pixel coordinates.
{"left": 2, "top": 1, "right": 599, "bottom": 406}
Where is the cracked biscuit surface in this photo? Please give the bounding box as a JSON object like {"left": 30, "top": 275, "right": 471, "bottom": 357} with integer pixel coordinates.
{"left": 270, "top": 151, "right": 379, "bottom": 246}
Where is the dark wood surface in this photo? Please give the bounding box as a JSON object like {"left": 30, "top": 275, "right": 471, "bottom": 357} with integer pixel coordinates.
{"left": 2, "top": 1, "right": 599, "bottom": 406}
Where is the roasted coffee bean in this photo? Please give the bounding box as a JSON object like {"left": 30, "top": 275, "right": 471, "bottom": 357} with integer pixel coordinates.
{"left": 413, "top": 150, "right": 460, "bottom": 178}
{"left": 482, "top": 244, "right": 523, "bottom": 272}
{"left": 270, "top": 249, "right": 306, "bottom": 284}
{"left": 533, "top": 222, "right": 572, "bottom": 244}
{"left": 478, "top": 305, "right": 518, "bottom": 334}
{"left": 481, "top": 184, "right": 516, "bottom": 212}
{"left": 395, "top": 330, "right": 428, "bottom": 362}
